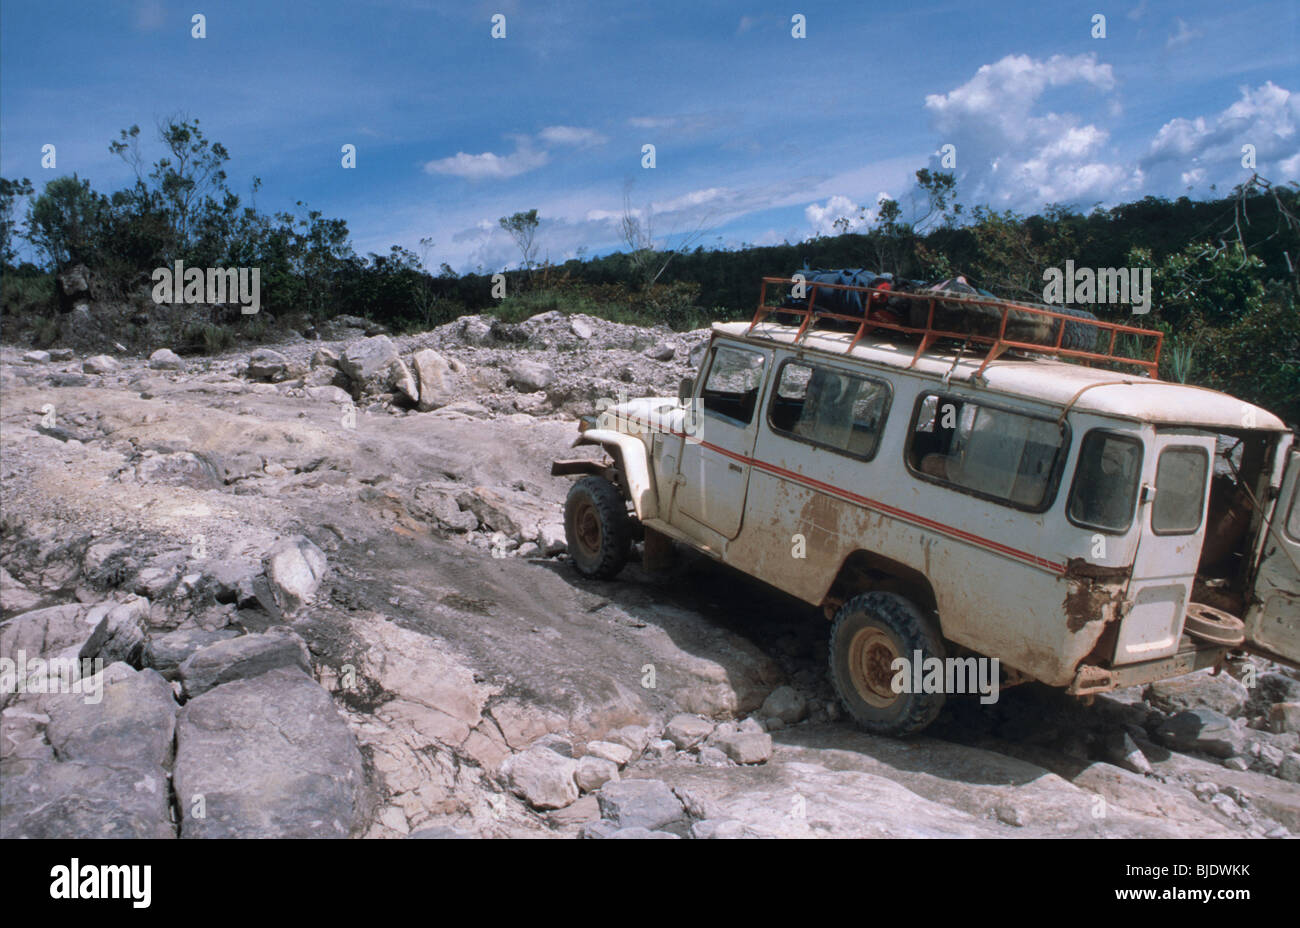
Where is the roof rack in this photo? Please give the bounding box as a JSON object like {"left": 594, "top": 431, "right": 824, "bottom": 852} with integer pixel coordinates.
{"left": 747, "top": 276, "right": 1164, "bottom": 378}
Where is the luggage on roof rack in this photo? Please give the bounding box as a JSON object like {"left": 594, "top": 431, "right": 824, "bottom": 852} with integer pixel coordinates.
{"left": 754, "top": 273, "right": 1163, "bottom": 378}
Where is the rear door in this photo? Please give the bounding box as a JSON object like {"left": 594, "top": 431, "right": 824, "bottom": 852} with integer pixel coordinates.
{"left": 1114, "top": 431, "right": 1217, "bottom": 665}
{"left": 671, "top": 342, "right": 768, "bottom": 539}
{"left": 1245, "top": 445, "right": 1300, "bottom": 666}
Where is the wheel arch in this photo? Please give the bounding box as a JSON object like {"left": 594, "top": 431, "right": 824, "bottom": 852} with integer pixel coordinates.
{"left": 572, "top": 429, "right": 659, "bottom": 521}
{"left": 822, "top": 549, "right": 941, "bottom": 630}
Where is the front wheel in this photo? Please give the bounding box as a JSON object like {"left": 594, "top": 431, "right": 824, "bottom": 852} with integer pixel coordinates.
{"left": 564, "top": 476, "right": 632, "bottom": 579}
{"left": 828, "top": 592, "right": 947, "bottom": 736}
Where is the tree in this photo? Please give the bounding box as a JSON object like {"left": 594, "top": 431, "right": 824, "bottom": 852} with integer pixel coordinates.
{"left": 619, "top": 181, "right": 712, "bottom": 289}
{"left": 0, "top": 177, "right": 34, "bottom": 267}
{"left": 26, "top": 175, "right": 106, "bottom": 269}
{"left": 111, "top": 116, "right": 232, "bottom": 258}
{"left": 499, "top": 209, "right": 539, "bottom": 276}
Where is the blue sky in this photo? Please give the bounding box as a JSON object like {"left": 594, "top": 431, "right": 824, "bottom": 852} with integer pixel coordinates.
{"left": 2, "top": 0, "right": 1298, "bottom": 272}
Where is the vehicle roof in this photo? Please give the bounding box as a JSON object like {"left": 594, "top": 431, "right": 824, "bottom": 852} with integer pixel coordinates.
{"left": 713, "top": 321, "right": 1289, "bottom": 432}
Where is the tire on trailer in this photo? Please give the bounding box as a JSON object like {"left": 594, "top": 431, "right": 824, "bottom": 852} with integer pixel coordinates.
{"left": 564, "top": 475, "right": 632, "bottom": 579}
{"left": 827, "top": 591, "right": 948, "bottom": 736}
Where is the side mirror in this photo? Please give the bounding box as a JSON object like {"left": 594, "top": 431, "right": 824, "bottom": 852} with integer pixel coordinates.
{"left": 678, "top": 377, "right": 695, "bottom": 403}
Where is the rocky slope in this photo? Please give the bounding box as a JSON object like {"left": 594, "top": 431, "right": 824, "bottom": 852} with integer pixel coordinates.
{"left": 1, "top": 312, "right": 1297, "bottom": 839}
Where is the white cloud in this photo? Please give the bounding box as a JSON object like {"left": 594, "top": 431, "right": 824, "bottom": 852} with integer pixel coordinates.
{"left": 423, "top": 125, "right": 606, "bottom": 180}
{"left": 1143, "top": 81, "right": 1300, "bottom": 187}
{"left": 1166, "top": 18, "right": 1201, "bottom": 49}
{"left": 424, "top": 144, "right": 548, "bottom": 180}
{"left": 922, "top": 53, "right": 1129, "bottom": 207}
{"left": 651, "top": 187, "right": 727, "bottom": 213}
{"left": 537, "top": 125, "right": 607, "bottom": 147}
{"left": 805, "top": 194, "right": 875, "bottom": 236}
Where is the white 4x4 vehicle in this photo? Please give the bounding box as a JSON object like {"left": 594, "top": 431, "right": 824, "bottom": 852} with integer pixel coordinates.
{"left": 553, "top": 277, "right": 1300, "bottom": 735}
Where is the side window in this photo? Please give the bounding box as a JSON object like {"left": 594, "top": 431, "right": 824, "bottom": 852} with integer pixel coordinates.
{"left": 1152, "top": 446, "right": 1209, "bottom": 535}
{"left": 1288, "top": 476, "right": 1300, "bottom": 543}
{"left": 701, "top": 345, "right": 766, "bottom": 425}
{"left": 907, "top": 393, "right": 1067, "bottom": 511}
{"left": 768, "top": 361, "right": 890, "bottom": 460}
{"left": 1068, "top": 431, "right": 1143, "bottom": 534}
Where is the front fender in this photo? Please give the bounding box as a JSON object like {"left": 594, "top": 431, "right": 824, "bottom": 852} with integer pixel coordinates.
{"left": 574, "top": 429, "right": 659, "bottom": 521}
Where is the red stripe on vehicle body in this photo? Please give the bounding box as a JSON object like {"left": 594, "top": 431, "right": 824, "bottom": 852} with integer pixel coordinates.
{"left": 617, "top": 416, "right": 1067, "bottom": 575}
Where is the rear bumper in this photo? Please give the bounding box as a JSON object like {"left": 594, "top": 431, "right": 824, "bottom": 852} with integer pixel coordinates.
{"left": 1067, "top": 636, "right": 1227, "bottom": 695}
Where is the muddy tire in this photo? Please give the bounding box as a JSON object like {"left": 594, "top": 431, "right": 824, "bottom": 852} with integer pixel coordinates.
{"left": 564, "top": 476, "right": 631, "bottom": 579}
{"left": 828, "top": 592, "right": 947, "bottom": 736}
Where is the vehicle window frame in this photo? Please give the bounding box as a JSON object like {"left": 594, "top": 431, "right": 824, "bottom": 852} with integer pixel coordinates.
{"left": 1065, "top": 429, "right": 1144, "bottom": 536}
{"left": 698, "top": 342, "right": 768, "bottom": 428}
{"left": 1286, "top": 473, "right": 1300, "bottom": 544}
{"left": 764, "top": 357, "right": 893, "bottom": 463}
{"left": 902, "top": 390, "right": 1071, "bottom": 514}
{"left": 1150, "top": 444, "right": 1210, "bottom": 537}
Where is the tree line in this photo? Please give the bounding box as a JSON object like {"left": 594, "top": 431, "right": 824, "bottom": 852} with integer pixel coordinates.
{"left": 1, "top": 116, "right": 1296, "bottom": 422}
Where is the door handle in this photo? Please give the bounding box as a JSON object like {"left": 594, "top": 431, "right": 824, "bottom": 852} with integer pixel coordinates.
{"left": 728, "top": 463, "right": 744, "bottom": 474}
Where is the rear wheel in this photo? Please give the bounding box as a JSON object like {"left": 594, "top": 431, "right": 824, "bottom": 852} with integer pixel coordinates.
{"left": 828, "top": 592, "right": 947, "bottom": 736}
{"left": 564, "top": 476, "right": 632, "bottom": 579}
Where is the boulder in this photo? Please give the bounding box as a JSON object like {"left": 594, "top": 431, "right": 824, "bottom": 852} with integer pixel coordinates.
{"left": 665, "top": 713, "right": 715, "bottom": 751}
{"left": 1269, "top": 703, "right": 1300, "bottom": 735}
{"left": 136, "top": 452, "right": 222, "bottom": 489}
{"left": 0, "top": 567, "right": 41, "bottom": 614}
{"left": 501, "top": 744, "right": 579, "bottom": 810}
{"left": 460, "top": 316, "right": 493, "bottom": 345}
{"left": 47, "top": 348, "right": 74, "bottom": 361}
{"left": 0, "top": 755, "right": 172, "bottom": 838}
{"left": 261, "top": 535, "right": 327, "bottom": 616}
{"left": 148, "top": 348, "right": 183, "bottom": 370}
{"left": 246, "top": 348, "right": 291, "bottom": 381}
{"left": 57, "top": 264, "right": 92, "bottom": 305}
{"left": 306, "top": 385, "right": 352, "bottom": 405}
{"left": 177, "top": 626, "right": 311, "bottom": 698}
{"left": 605, "top": 724, "right": 650, "bottom": 758}
{"left": 45, "top": 663, "right": 176, "bottom": 772}
{"left": 144, "top": 628, "right": 242, "bottom": 680}
{"left": 574, "top": 755, "right": 620, "bottom": 793}
{"left": 339, "top": 335, "right": 400, "bottom": 390}
{"left": 173, "top": 667, "right": 366, "bottom": 837}
{"left": 203, "top": 559, "right": 259, "bottom": 608}
{"left": 1154, "top": 708, "right": 1244, "bottom": 758}
{"left": 506, "top": 359, "right": 555, "bottom": 393}
{"left": 584, "top": 740, "right": 633, "bottom": 767}
{"left": 82, "top": 355, "right": 119, "bottom": 375}
{"left": 1145, "top": 671, "right": 1250, "bottom": 718}
{"left": 712, "top": 730, "right": 773, "bottom": 765}
{"left": 759, "top": 685, "right": 808, "bottom": 725}
{"left": 596, "top": 778, "right": 686, "bottom": 831}
{"left": 691, "top": 819, "right": 754, "bottom": 839}
{"left": 310, "top": 347, "right": 340, "bottom": 369}
{"left": 411, "top": 348, "right": 452, "bottom": 411}
{"left": 22, "top": 350, "right": 50, "bottom": 363}
{"left": 79, "top": 598, "right": 150, "bottom": 667}
{"left": 1101, "top": 729, "right": 1153, "bottom": 776}
{"left": 388, "top": 357, "right": 418, "bottom": 404}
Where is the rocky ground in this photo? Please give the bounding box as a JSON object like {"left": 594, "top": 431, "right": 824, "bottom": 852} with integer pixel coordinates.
{"left": 1, "top": 311, "right": 1298, "bottom": 839}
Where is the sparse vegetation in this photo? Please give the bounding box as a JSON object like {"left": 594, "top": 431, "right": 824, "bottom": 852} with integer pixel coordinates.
{"left": 1, "top": 119, "right": 1296, "bottom": 421}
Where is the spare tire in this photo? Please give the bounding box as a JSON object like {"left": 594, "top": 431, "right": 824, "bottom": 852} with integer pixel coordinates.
{"left": 1183, "top": 603, "right": 1246, "bottom": 647}
{"left": 907, "top": 295, "right": 1100, "bottom": 353}
{"left": 1054, "top": 306, "right": 1100, "bottom": 352}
